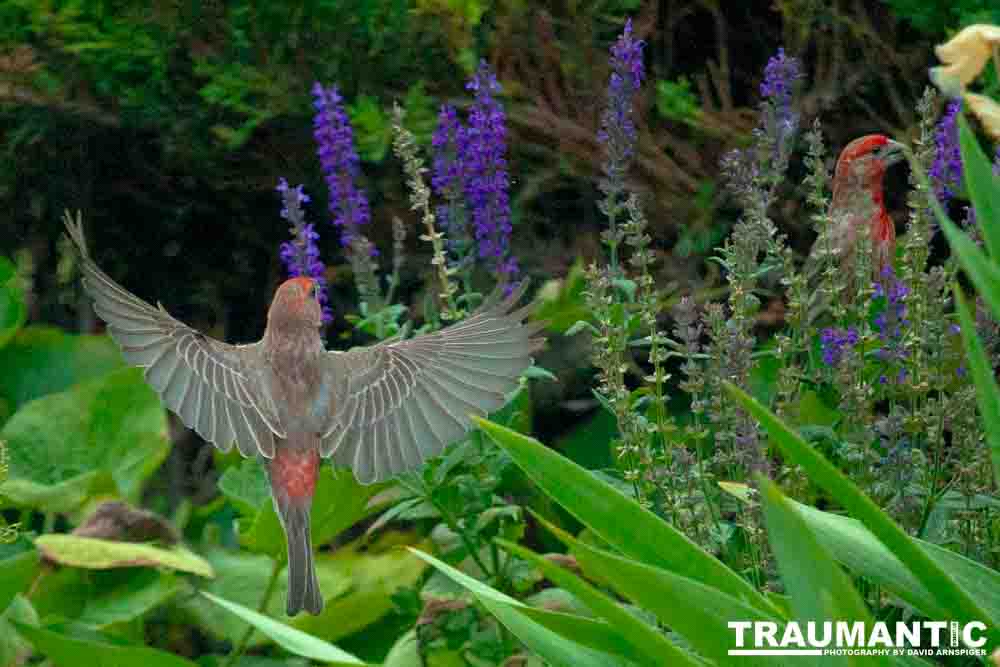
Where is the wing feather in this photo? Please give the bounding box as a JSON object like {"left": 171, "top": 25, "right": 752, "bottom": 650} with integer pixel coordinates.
{"left": 321, "top": 282, "right": 544, "bottom": 483}
{"left": 64, "top": 212, "right": 283, "bottom": 457}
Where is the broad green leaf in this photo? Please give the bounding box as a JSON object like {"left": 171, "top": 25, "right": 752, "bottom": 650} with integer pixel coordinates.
{"left": 499, "top": 537, "right": 700, "bottom": 667}
{"left": 0, "top": 326, "right": 122, "bottom": 424}
{"left": 34, "top": 535, "right": 213, "bottom": 577}
{"left": 409, "top": 548, "right": 631, "bottom": 667}
{"left": 533, "top": 261, "right": 590, "bottom": 334}
{"left": 958, "top": 114, "right": 1000, "bottom": 259}
{"left": 200, "top": 592, "right": 365, "bottom": 665}
{"left": 78, "top": 570, "right": 181, "bottom": 628}
{"left": 182, "top": 548, "right": 347, "bottom": 645}
{"left": 760, "top": 479, "right": 884, "bottom": 667}
{"left": 472, "top": 416, "right": 782, "bottom": 618}
{"left": 955, "top": 288, "right": 1000, "bottom": 488}
{"left": 0, "top": 256, "right": 26, "bottom": 352}
{"left": 2, "top": 368, "right": 169, "bottom": 503}
{"left": 292, "top": 533, "right": 429, "bottom": 643}
{"left": 790, "top": 500, "right": 1000, "bottom": 623}
{"left": 0, "top": 595, "right": 38, "bottom": 666}
{"left": 534, "top": 519, "right": 790, "bottom": 667}
{"left": 0, "top": 549, "right": 39, "bottom": 612}
{"left": 13, "top": 620, "right": 199, "bottom": 667}
{"left": 0, "top": 470, "right": 118, "bottom": 513}
{"left": 217, "top": 458, "right": 271, "bottom": 517}
{"left": 723, "top": 382, "right": 1000, "bottom": 646}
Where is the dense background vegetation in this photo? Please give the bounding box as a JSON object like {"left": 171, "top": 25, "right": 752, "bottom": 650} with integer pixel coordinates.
{"left": 2, "top": 1, "right": 1000, "bottom": 665}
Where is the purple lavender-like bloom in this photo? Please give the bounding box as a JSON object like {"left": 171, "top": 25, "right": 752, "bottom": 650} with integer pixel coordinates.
{"left": 463, "top": 61, "right": 518, "bottom": 282}
{"left": 929, "top": 99, "right": 962, "bottom": 207}
{"left": 873, "top": 267, "right": 910, "bottom": 365}
{"left": 276, "top": 178, "right": 331, "bottom": 323}
{"left": 820, "top": 326, "right": 859, "bottom": 367}
{"left": 758, "top": 47, "right": 802, "bottom": 166}
{"left": 598, "top": 18, "right": 645, "bottom": 194}
{"left": 431, "top": 104, "right": 473, "bottom": 261}
{"left": 312, "top": 82, "right": 371, "bottom": 249}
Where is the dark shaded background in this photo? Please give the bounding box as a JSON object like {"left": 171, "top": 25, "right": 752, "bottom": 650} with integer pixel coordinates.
{"left": 2, "top": 0, "right": 997, "bottom": 442}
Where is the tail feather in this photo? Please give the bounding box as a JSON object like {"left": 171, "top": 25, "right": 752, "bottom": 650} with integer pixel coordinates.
{"left": 272, "top": 494, "right": 323, "bottom": 615}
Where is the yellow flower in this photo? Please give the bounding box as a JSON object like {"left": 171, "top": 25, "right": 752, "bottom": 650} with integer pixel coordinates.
{"left": 966, "top": 93, "right": 1000, "bottom": 141}
{"left": 930, "top": 24, "right": 1000, "bottom": 91}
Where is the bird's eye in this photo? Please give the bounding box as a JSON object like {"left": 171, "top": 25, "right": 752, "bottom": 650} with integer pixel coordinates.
{"left": 310, "top": 284, "right": 319, "bottom": 299}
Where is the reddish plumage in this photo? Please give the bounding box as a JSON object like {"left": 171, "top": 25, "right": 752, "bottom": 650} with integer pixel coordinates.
{"left": 63, "top": 212, "right": 544, "bottom": 617}
{"left": 812, "top": 134, "right": 905, "bottom": 277}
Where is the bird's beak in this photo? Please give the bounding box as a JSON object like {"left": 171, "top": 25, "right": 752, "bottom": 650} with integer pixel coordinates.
{"left": 883, "top": 139, "right": 906, "bottom": 167}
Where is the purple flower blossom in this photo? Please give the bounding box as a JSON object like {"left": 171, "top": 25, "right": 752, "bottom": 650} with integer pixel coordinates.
{"left": 431, "top": 104, "right": 474, "bottom": 265}
{"left": 930, "top": 99, "right": 962, "bottom": 207}
{"left": 311, "top": 82, "right": 371, "bottom": 249}
{"left": 598, "top": 18, "right": 645, "bottom": 194}
{"left": 873, "top": 266, "right": 909, "bottom": 365}
{"left": 276, "top": 178, "right": 331, "bottom": 323}
{"left": 758, "top": 47, "right": 802, "bottom": 166}
{"left": 820, "top": 326, "right": 859, "bottom": 367}
{"left": 463, "top": 60, "right": 518, "bottom": 283}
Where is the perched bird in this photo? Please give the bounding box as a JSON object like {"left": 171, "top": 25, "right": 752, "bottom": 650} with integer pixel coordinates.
{"left": 63, "top": 212, "right": 544, "bottom": 616}
{"left": 807, "top": 134, "right": 906, "bottom": 279}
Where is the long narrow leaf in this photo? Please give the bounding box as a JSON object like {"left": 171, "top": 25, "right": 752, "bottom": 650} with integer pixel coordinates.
{"left": 528, "top": 515, "right": 792, "bottom": 666}
{"left": 200, "top": 592, "right": 364, "bottom": 665}
{"left": 723, "top": 382, "right": 1000, "bottom": 649}
{"left": 408, "top": 548, "right": 630, "bottom": 667}
{"left": 498, "top": 537, "right": 701, "bottom": 667}
{"left": 954, "top": 288, "right": 1000, "bottom": 488}
{"left": 760, "top": 478, "right": 886, "bottom": 667}
{"left": 958, "top": 114, "right": 1000, "bottom": 259}
{"left": 472, "top": 416, "right": 782, "bottom": 619}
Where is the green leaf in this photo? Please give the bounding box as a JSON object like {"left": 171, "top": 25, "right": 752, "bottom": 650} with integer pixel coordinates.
{"left": 533, "top": 261, "right": 590, "bottom": 334}
{"left": 409, "top": 548, "right": 632, "bottom": 667}
{"left": 472, "top": 416, "right": 782, "bottom": 618}
{"left": 0, "top": 549, "right": 39, "bottom": 612}
{"left": 200, "top": 592, "right": 365, "bottom": 665}
{"left": 955, "top": 288, "right": 1000, "bottom": 488}
{"left": 217, "top": 458, "right": 271, "bottom": 517}
{"left": 0, "top": 256, "right": 26, "bottom": 352}
{"left": 0, "top": 470, "right": 118, "bottom": 513}
{"left": 958, "top": 114, "right": 1000, "bottom": 259}
{"left": 0, "top": 595, "right": 38, "bottom": 667}
{"left": 723, "top": 382, "right": 1000, "bottom": 645}
{"left": 760, "top": 479, "right": 885, "bottom": 667}
{"left": 533, "top": 520, "right": 789, "bottom": 667}
{"left": 13, "top": 621, "right": 200, "bottom": 667}
{"left": 2, "top": 367, "right": 169, "bottom": 503}
{"left": 790, "top": 499, "right": 1000, "bottom": 623}
{"left": 915, "top": 147, "right": 1000, "bottom": 323}
{"left": 499, "top": 536, "right": 699, "bottom": 667}
{"left": 0, "top": 326, "right": 123, "bottom": 425}
{"left": 78, "top": 570, "right": 181, "bottom": 628}
{"left": 291, "top": 533, "right": 429, "bottom": 643}
{"left": 34, "top": 535, "right": 213, "bottom": 577}
{"left": 238, "top": 464, "right": 385, "bottom": 559}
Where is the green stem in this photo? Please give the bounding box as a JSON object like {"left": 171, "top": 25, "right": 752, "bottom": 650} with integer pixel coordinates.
{"left": 223, "top": 556, "right": 283, "bottom": 667}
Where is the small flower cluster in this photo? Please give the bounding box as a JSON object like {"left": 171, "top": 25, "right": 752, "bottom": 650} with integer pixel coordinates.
{"left": 929, "top": 99, "right": 962, "bottom": 207}
{"left": 312, "top": 82, "right": 372, "bottom": 248}
{"left": 820, "top": 327, "right": 859, "bottom": 367}
{"left": 276, "top": 178, "right": 331, "bottom": 323}
{"left": 873, "top": 267, "right": 910, "bottom": 370}
{"left": 758, "top": 47, "right": 803, "bottom": 166}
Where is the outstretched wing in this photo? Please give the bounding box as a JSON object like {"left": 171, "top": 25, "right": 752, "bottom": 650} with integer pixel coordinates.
{"left": 64, "top": 211, "right": 284, "bottom": 458}
{"left": 320, "top": 283, "right": 545, "bottom": 483}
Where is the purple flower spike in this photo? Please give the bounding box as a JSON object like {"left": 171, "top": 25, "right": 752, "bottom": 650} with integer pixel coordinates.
{"left": 930, "top": 99, "right": 963, "bottom": 207}
{"left": 598, "top": 19, "right": 645, "bottom": 173}
{"left": 276, "top": 178, "right": 332, "bottom": 323}
{"left": 463, "top": 60, "right": 517, "bottom": 283}
{"left": 311, "top": 82, "right": 371, "bottom": 248}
